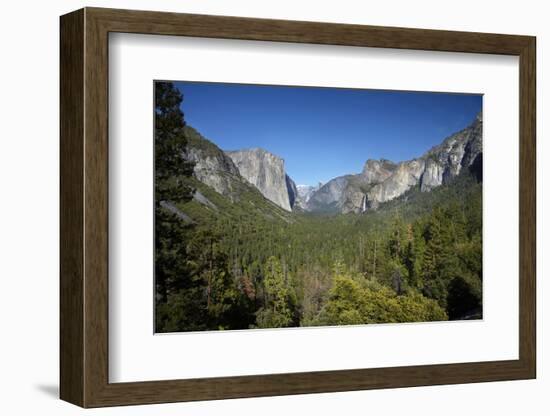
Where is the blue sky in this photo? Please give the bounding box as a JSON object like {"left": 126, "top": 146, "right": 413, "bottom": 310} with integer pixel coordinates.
{"left": 174, "top": 81, "right": 482, "bottom": 186}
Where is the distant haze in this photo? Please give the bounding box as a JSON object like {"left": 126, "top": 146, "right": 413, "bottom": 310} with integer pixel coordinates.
{"left": 175, "top": 81, "right": 482, "bottom": 186}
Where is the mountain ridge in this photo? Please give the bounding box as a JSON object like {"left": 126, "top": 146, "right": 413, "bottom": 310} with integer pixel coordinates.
{"left": 306, "top": 112, "right": 482, "bottom": 213}
{"left": 183, "top": 112, "right": 482, "bottom": 214}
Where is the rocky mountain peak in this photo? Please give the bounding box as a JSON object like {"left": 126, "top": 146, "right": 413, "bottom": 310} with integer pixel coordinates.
{"left": 226, "top": 148, "right": 293, "bottom": 211}
{"left": 294, "top": 183, "right": 323, "bottom": 210}
{"left": 183, "top": 126, "right": 243, "bottom": 200}
{"left": 184, "top": 111, "right": 482, "bottom": 216}
{"left": 306, "top": 112, "right": 482, "bottom": 214}
{"left": 362, "top": 158, "right": 397, "bottom": 184}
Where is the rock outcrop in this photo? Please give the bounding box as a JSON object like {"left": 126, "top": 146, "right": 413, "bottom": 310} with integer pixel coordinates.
{"left": 365, "top": 159, "right": 425, "bottom": 210}
{"left": 294, "top": 183, "right": 322, "bottom": 210}
{"left": 183, "top": 111, "right": 482, "bottom": 215}
{"left": 286, "top": 175, "right": 298, "bottom": 209}
{"left": 306, "top": 111, "right": 482, "bottom": 213}
{"left": 184, "top": 126, "right": 245, "bottom": 200}
{"left": 420, "top": 158, "right": 444, "bottom": 192}
{"left": 226, "top": 148, "right": 294, "bottom": 211}
{"left": 362, "top": 159, "right": 397, "bottom": 183}
{"left": 306, "top": 176, "right": 352, "bottom": 213}
{"left": 160, "top": 201, "right": 195, "bottom": 224}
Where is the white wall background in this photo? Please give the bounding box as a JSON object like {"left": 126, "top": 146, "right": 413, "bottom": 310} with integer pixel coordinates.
{"left": 0, "top": 0, "right": 545, "bottom": 414}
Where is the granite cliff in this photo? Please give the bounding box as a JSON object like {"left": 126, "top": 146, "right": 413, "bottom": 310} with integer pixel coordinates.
{"left": 184, "top": 112, "right": 482, "bottom": 215}
{"left": 226, "top": 148, "right": 295, "bottom": 211}
{"left": 306, "top": 112, "right": 482, "bottom": 213}
{"left": 183, "top": 126, "right": 246, "bottom": 201}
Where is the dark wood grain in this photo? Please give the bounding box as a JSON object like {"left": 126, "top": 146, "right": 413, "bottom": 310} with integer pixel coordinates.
{"left": 89, "top": 7, "right": 532, "bottom": 54}
{"left": 518, "top": 38, "right": 536, "bottom": 376}
{"left": 83, "top": 10, "right": 110, "bottom": 406}
{"left": 60, "top": 7, "right": 537, "bottom": 408}
{"left": 59, "top": 8, "right": 84, "bottom": 407}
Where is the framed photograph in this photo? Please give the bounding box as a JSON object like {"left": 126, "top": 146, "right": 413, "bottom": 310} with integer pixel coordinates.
{"left": 60, "top": 7, "right": 536, "bottom": 408}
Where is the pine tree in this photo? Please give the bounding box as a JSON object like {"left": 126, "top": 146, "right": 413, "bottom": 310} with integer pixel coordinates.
{"left": 154, "top": 81, "right": 194, "bottom": 197}
{"left": 256, "top": 256, "right": 295, "bottom": 328}
{"left": 154, "top": 82, "right": 195, "bottom": 310}
{"left": 421, "top": 208, "right": 444, "bottom": 302}
{"left": 187, "top": 229, "right": 253, "bottom": 329}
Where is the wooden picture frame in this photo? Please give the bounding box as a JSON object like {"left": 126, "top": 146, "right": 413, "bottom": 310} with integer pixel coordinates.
{"left": 60, "top": 7, "right": 536, "bottom": 408}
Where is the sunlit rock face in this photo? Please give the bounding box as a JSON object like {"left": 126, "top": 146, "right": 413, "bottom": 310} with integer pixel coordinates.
{"left": 226, "top": 148, "right": 294, "bottom": 211}
{"left": 362, "top": 159, "right": 397, "bottom": 183}
{"left": 185, "top": 112, "right": 482, "bottom": 215}
{"left": 306, "top": 111, "right": 482, "bottom": 213}
{"left": 306, "top": 175, "right": 351, "bottom": 213}
{"left": 366, "top": 159, "right": 426, "bottom": 208}
{"left": 294, "top": 183, "right": 322, "bottom": 210}
{"left": 184, "top": 126, "right": 244, "bottom": 200}
{"left": 420, "top": 158, "right": 444, "bottom": 192}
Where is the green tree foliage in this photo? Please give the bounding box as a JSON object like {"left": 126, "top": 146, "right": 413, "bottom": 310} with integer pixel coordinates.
{"left": 315, "top": 273, "right": 447, "bottom": 326}
{"left": 154, "top": 82, "right": 195, "bottom": 307}
{"left": 256, "top": 256, "right": 297, "bottom": 328}
{"left": 157, "top": 169, "right": 483, "bottom": 330}
{"left": 154, "top": 81, "right": 194, "bottom": 200}
{"left": 156, "top": 227, "right": 255, "bottom": 332}
{"left": 187, "top": 228, "right": 254, "bottom": 329}
{"left": 155, "top": 82, "right": 254, "bottom": 332}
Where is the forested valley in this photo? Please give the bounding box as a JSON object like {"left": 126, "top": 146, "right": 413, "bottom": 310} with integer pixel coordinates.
{"left": 155, "top": 82, "right": 483, "bottom": 333}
